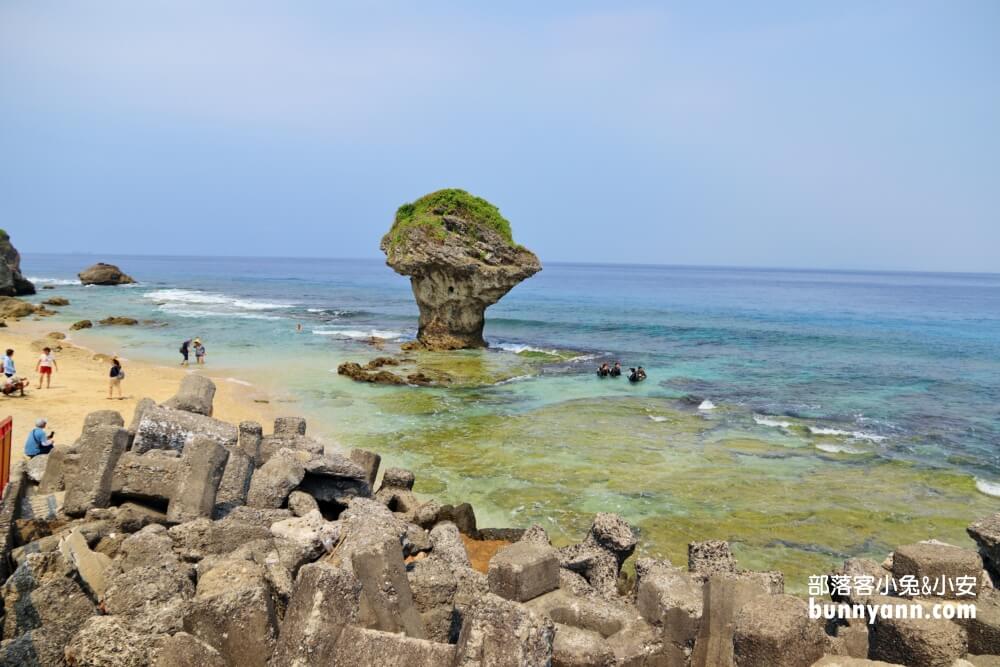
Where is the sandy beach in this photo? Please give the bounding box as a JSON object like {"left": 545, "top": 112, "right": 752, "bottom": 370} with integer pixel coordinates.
{"left": 0, "top": 318, "right": 275, "bottom": 467}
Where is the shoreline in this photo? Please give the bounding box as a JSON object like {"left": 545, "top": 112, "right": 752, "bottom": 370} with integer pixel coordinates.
{"left": 0, "top": 317, "right": 278, "bottom": 466}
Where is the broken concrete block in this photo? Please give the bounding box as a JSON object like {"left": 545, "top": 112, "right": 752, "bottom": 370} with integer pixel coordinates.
{"left": 167, "top": 436, "right": 229, "bottom": 523}
{"left": 103, "top": 562, "right": 195, "bottom": 634}
{"left": 81, "top": 409, "right": 126, "bottom": 433}
{"left": 25, "top": 452, "right": 49, "bottom": 482}
{"left": 689, "top": 539, "right": 738, "bottom": 577}
{"left": 246, "top": 449, "right": 306, "bottom": 508}
{"left": 0, "top": 462, "right": 28, "bottom": 581}
{"left": 968, "top": 513, "right": 1000, "bottom": 575}
{"left": 168, "top": 513, "right": 276, "bottom": 561}
{"left": 112, "top": 449, "right": 182, "bottom": 503}
{"left": 270, "top": 509, "right": 340, "bottom": 556}
{"left": 38, "top": 445, "right": 80, "bottom": 493}
{"left": 454, "top": 592, "right": 555, "bottom": 667}
{"left": 152, "top": 631, "right": 227, "bottom": 667}
{"left": 350, "top": 448, "right": 381, "bottom": 489}
{"left": 212, "top": 446, "right": 254, "bottom": 518}
{"left": 128, "top": 396, "right": 157, "bottom": 442}
{"left": 407, "top": 557, "right": 460, "bottom": 643}
{"left": 606, "top": 618, "right": 684, "bottom": 666}
{"left": 59, "top": 528, "right": 113, "bottom": 599}
{"left": 867, "top": 595, "right": 968, "bottom": 667}
{"left": 957, "top": 587, "right": 1000, "bottom": 655}
{"left": 352, "top": 535, "right": 426, "bottom": 638}
{"left": 892, "top": 542, "right": 983, "bottom": 599}
{"left": 259, "top": 433, "right": 326, "bottom": 465}
{"left": 635, "top": 558, "right": 703, "bottom": 650}
{"left": 332, "top": 625, "right": 457, "bottom": 667}
{"left": 64, "top": 614, "right": 156, "bottom": 666}
{"left": 381, "top": 467, "right": 416, "bottom": 491}
{"left": 691, "top": 574, "right": 770, "bottom": 667}
{"left": 183, "top": 559, "right": 279, "bottom": 667}
{"left": 239, "top": 420, "right": 263, "bottom": 462}
{"left": 288, "top": 489, "right": 319, "bottom": 516}
{"left": 553, "top": 623, "right": 616, "bottom": 667}
{"left": 274, "top": 416, "right": 307, "bottom": 436}
{"left": 732, "top": 593, "right": 826, "bottom": 667}
{"left": 64, "top": 424, "right": 129, "bottom": 517}
{"left": 1, "top": 552, "right": 97, "bottom": 655}
{"left": 272, "top": 561, "right": 362, "bottom": 666}
{"left": 133, "top": 404, "right": 238, "bottom": 454}
{"left": 163, "top": 373, "right": 216, "bottom": 416}
{"left": 488, "top": 541, "right": 560, "bottom": 602}
{"left": 430, "top": 520, "right": 472, "bottom": 569}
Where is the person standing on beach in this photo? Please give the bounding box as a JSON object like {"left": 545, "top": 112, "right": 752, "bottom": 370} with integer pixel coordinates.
{"left": 36, "top": 346, "right": 58, "bottom": 389}
{"left": 108, "top": 357, "right": 124, "bottom": 399}
{"left": 179, "top": 339, "right": 191, "bottom": 366}
{"left": 193, "top": 339, "right": 206, "bottom": 365}
{"left": 2, "top": 349, "right": 15, "bottom": 378}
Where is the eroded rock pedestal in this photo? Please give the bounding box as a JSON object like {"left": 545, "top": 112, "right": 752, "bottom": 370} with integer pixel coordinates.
{"left": 381, "top": 190, "right": 541, "bottom": 350}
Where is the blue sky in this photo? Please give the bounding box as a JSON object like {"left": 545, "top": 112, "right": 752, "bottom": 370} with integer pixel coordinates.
{"left": 1, "top": 1, "right": 997, "bottom": 271}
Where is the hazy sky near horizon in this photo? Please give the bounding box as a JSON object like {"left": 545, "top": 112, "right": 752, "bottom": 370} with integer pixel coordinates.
{"left": 2, "top": 2, "right": 998, "bottom": 272}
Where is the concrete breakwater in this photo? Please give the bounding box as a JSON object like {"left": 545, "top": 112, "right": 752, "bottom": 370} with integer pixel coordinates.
{"left": 1, "top": 375, "right": 1000, "bottom": 666}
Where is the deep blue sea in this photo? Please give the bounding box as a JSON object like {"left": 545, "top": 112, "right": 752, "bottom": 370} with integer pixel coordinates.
{"left": 19, "top": 254, "right": 1000, "bottom": 588}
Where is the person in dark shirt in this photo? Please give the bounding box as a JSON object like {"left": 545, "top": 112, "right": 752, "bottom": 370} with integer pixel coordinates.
{"left": 108, "top": 357, "right": 124, "bottom": 399}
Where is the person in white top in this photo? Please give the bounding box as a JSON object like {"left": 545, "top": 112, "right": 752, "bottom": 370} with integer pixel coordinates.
{"left": 36, "top": 346, "right": 58, "bottom": 389}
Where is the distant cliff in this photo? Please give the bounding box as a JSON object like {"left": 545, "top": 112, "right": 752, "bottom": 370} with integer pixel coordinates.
{"left": 0, "top": 230, "right": 35, "bottom": 296}
{"left": 380, "top": 189, "right": 541, "bottom": 350}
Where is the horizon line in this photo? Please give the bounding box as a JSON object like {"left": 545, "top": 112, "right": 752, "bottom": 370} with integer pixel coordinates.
{"left": 19, "top": 250, "right": 1000, "bottom": 279}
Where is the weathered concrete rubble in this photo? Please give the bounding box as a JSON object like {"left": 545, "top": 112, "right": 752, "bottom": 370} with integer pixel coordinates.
{"left": 0, "top": 375, "right": 998, "bottom": 666}
{"left": 380, "top": 189, "right": 542, "bottom": 350}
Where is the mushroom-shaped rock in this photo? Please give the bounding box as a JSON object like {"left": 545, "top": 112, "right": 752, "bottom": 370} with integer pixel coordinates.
{"left": 380, "top": 189, "right": 541, "bottom": 350}
{"left": 78, "top": 262, "right": 136, "bottom": 285}
{"left": 0, "top": 230, "right": 35, "bottom": 295}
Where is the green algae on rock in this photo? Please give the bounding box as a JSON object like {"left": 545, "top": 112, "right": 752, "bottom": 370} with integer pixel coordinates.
{"left": 380, "top": 189, "right": 541, "bottom": 350}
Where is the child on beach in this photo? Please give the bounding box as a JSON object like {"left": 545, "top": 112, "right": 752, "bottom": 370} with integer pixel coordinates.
{"left": 193, "top": 339, "right": 206, "bottom": 365}
{"left": 36, "top": 347, "right": 58, "bottom": 388}
{"left": 108, "top": 357, "right": 124, "bottom": 399}
{"left": 2, "top": 376, "right": 27, "bottom": 396}
{"left": 2, "top": 349, "right": 15, "bottom": 378}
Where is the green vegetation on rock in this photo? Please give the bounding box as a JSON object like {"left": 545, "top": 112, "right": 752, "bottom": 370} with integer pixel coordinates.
{"left": 385, "top": 188, "right": 514, "bottom": 251}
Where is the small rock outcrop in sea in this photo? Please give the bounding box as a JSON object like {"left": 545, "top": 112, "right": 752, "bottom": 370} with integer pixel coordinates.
{"left": 0, "top": 230, "right": 35, "bottom": 296}
{"left": 78, "top": 262, "right": 136, "bottom": 285}
{"left": 0, "top": 374, "right": 997, "bottom": 665}
{"left": 380, "top": 189, "right": 541, "bottom": 350}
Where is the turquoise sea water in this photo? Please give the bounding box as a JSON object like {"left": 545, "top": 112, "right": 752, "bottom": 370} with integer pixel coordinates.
{"left": 19, "top": 254, "right": 1000, "bottom": 590}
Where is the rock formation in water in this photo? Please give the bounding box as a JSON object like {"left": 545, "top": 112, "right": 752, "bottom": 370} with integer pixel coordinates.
{"left": 0, "top": 230, "right": 36, "bottom": 296}
{"left": 380, "top": 189, "right": 541, "bottom": 350}
{"left": 78, "top": 262, "right": 136, "bottom": 285}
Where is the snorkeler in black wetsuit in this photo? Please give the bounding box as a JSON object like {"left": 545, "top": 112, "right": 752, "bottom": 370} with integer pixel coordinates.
{"left": 628, "top": 366, "right": 647, "bottom": 383}
{"left": 610, "top": 361, "right": 622, "bottom": 377}
{"left": 597, "top": 362, "right": 611, "bottom": 377}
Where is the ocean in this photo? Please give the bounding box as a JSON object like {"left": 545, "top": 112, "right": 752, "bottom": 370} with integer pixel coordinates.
{"left": 20, "top": 254, "right": 1000, "bottom": 590}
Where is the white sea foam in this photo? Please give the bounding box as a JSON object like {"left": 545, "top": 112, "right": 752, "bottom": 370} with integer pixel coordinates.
{"left": 493, "top": 342, "right": 560, "bottom": 355}
{"left": 976, "top": 478, "right": 1000, "bottom": 497}
{"left": 494, "top": 374, "right": 534, "bottom": 386}
{"left": 753, "top": 414, "right": 792, "bottom": 428}
{"left": 158, "top": 304, "right": 285, "bottom": 321}
{"left": 145, "top": 288, "right": 293, "bottom": 311}
{"left": 648, "top": 415, "right": 668, "bottom": 422}
{"left": 809, "top": 426, "right": 886, "bottom": 443}
{"left": 26, "top": 276, "right": 81, "bottom": 286}
{"left": 816, "top": 443, "right": 867, "bottom": 455}
{"left": 568, "top": 354, "right": 599, "bottom": 363}
{"left": 698, "top": 400, "right": 716, "bottom": 411}
{"left": 312, "top": 328, "right": 406, "bottom": 341}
